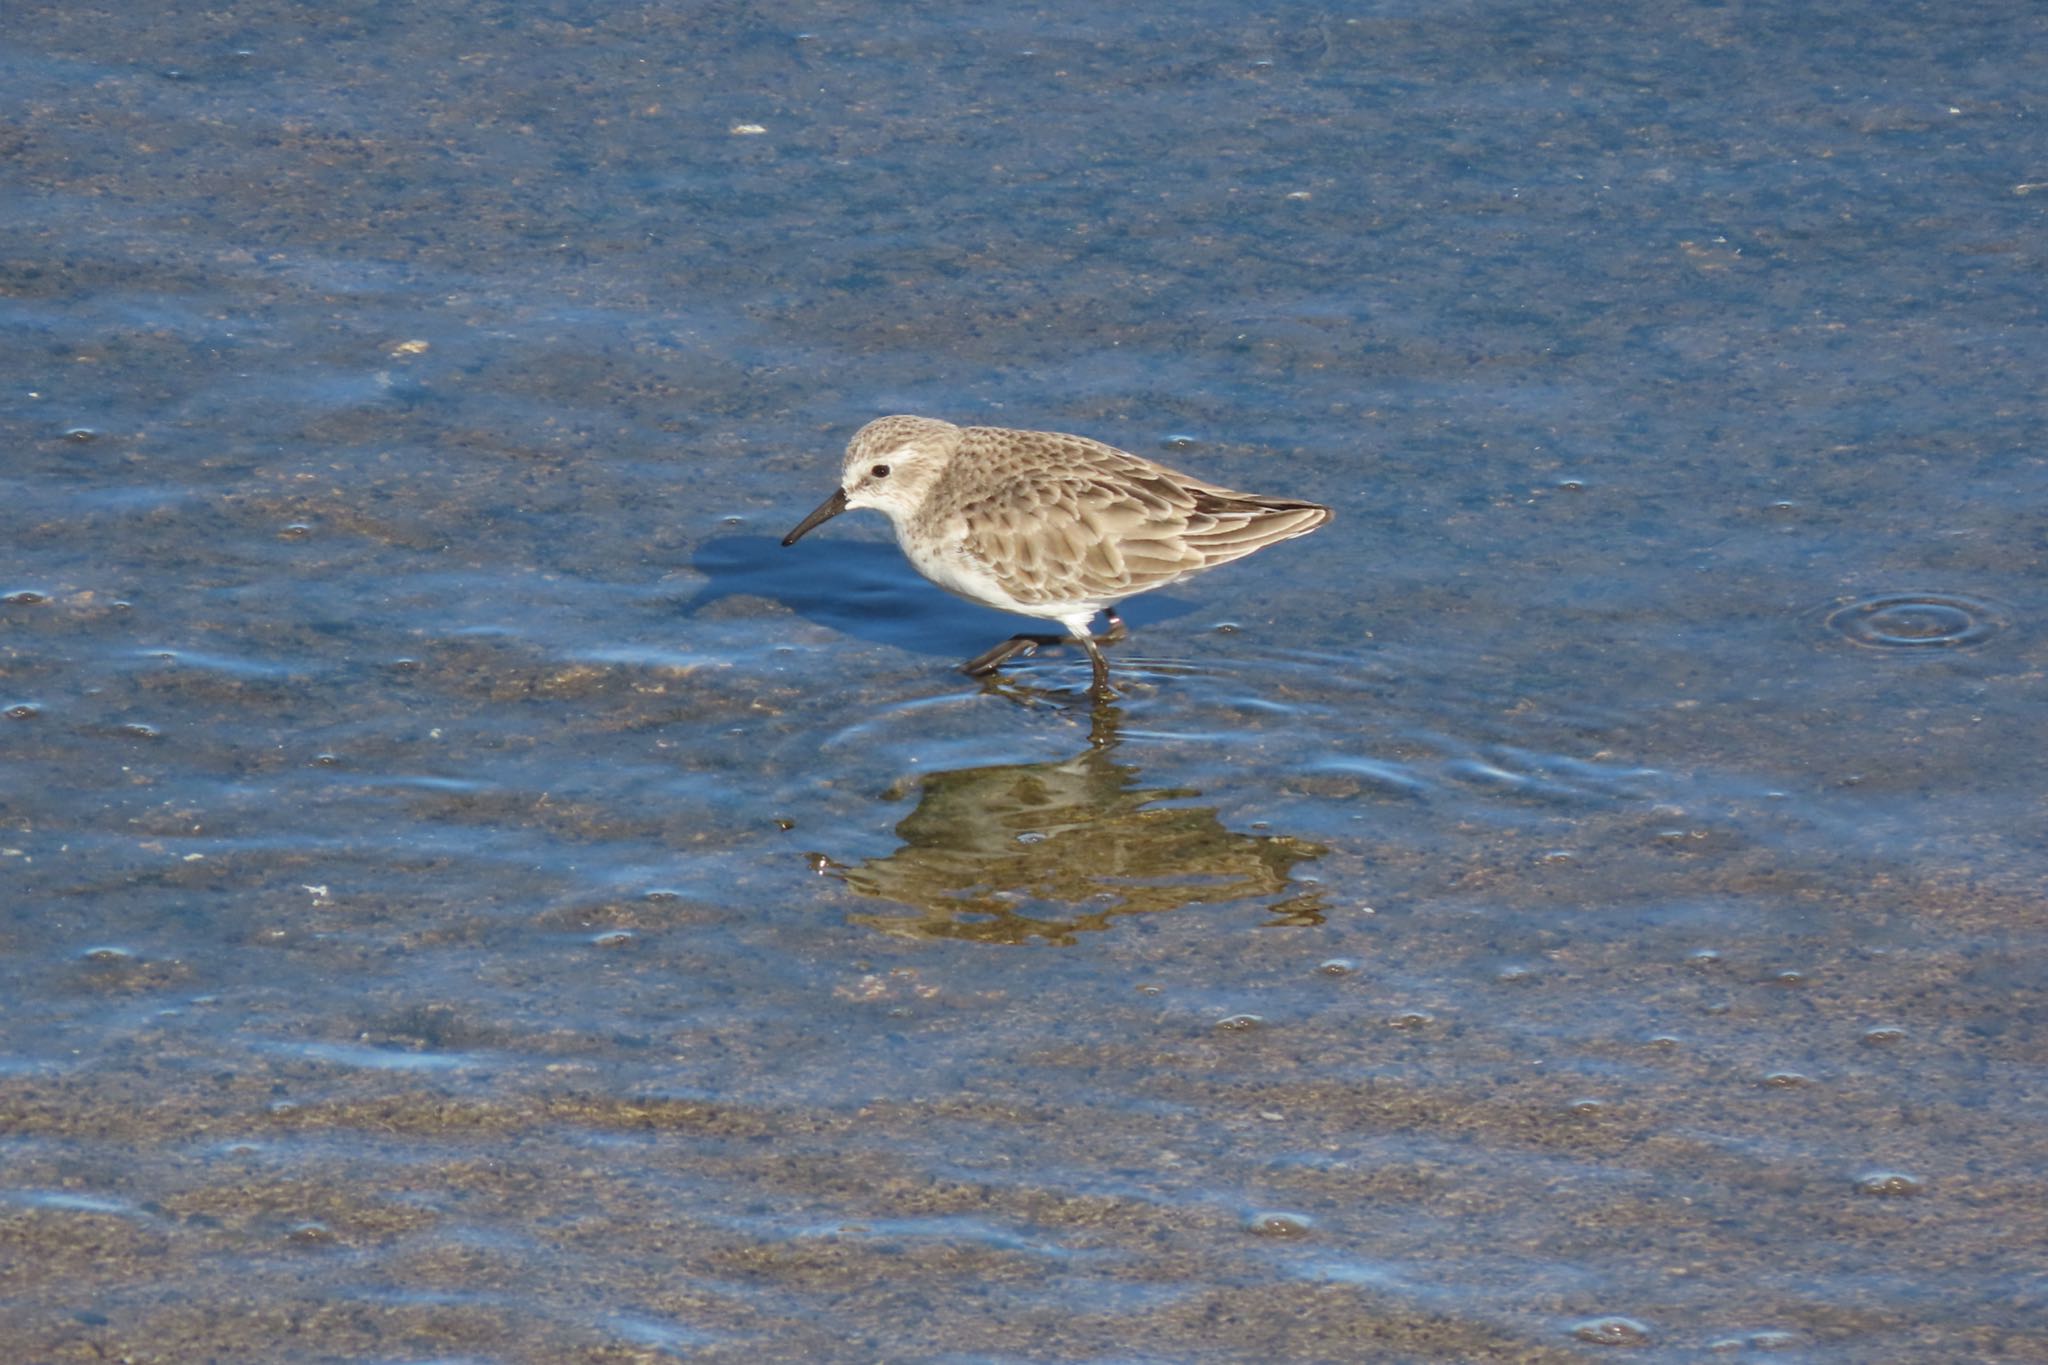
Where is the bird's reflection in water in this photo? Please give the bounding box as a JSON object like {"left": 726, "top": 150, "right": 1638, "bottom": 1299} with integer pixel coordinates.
{"left": 828, "top": 698, "right": 1326, "bottom": 944}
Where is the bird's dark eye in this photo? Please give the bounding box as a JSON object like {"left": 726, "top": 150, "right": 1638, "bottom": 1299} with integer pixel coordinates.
{"left": 870, "top": 464, "right": 891, "bottom": 478}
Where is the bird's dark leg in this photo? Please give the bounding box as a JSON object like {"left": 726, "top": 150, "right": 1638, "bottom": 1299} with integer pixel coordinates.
{"left": 960, "top": 632, "right": 1066, "bottom": 677}
{"left": 960, "top": 607, "right": 1129, "bottom": 696}
{"left": 1077, "top": 633, "right": 1115, "bottom": 700}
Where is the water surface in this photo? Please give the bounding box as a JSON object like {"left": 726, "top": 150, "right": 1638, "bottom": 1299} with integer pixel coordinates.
{"left": 3, "top": 0, "right": 2045, "bottom": 1360}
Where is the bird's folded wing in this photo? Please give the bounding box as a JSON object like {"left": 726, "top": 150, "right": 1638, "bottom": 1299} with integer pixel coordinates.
{"left": 955, "top": 455, "right": 1328, "bottom": 607}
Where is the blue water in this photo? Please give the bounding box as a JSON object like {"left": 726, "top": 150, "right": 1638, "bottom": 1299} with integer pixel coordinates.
{"left": 3, "top": 1, "right": 2045, "bottom": 1360}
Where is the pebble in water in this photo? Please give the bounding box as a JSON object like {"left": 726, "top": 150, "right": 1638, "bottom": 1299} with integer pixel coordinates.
{"left": 1570, "top": 1316, "right": 1652, "bottom": 1347}
{"left": 1244, "top": 1210, "right": 1314, "bottom": 1237}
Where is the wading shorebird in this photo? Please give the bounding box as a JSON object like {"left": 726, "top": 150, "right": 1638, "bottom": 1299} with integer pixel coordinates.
{"left": 782, "top": 416, "right": 1332, "bottom": 698}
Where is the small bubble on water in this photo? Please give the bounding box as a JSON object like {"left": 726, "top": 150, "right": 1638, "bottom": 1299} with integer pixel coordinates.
{"left": 1555, "top": 477, "right": 1586, "bottom": 491}
{"left": 1535, "top": 848, "right": 1575, "bottom": 865}
{"left": 1212, "top": 621, "right": 1241, "bottom": 633}
{"left": 6, "top": 702, "right": 42, "bottom": 719}
{"left": 1316, "top": 957, "right": 1356, "bottom": 976}
{"left": 81, "top": 945, "right": 137, "bottom": 963}
{"left": 1688, "top": 948, "right": 1722, "bottom": 968}
{"left": 1861, "top": 1024, "right": 1908, "bottom": 1046}
{"left": 1645, "top": 1034, "right": 1682, "bottom": 1050}
{"left": 1215, "top": 1013, "right": 1264, "bottom": 1031}
{"left": 62, "top": 426, "right": 99, "bottom": 441}
{"left": 1762, "top": 1071, "right": 1811, "bottom": 1088}
{"left": 1495, "top": 964, "right": 1537, "bottom": 984}
{"left": 643, "top": 889, "right": 681, "bottom": 902}
{"left": 279, "top": 523, "right": 312, "bottom": 538}
{"left": 286, "top": 1221, "right": 337, "bottom": 1246}
{"left": 1856, "top": 1170, "right": 1924, "bottom": 1197}
{"left": 1385, "top": 1009, "right": 1434, "bottom": 1030}
{"left": 1161, "top": 434, "right": 1201, "bottom": 452}
{"left": 1570, "top": 1316, "right": 1651, "bottom": 1347}
{"left": 591, "top": 930, "right": 636, "bottom": 948}
{"left": 3, "top": 589, "right": 49, "bottom": 605}
{"left": 1245, "top": 1210, "right": 1313, "bottom": 1237}
{"left": 1569, "top": 1097, "right": 1608, "bottom": 1116}
{"left": 120, "top": 722, "right": 161, "bottom": 739}
{"left": 1772, "top": 970, "right": 1807, "bottom": 987}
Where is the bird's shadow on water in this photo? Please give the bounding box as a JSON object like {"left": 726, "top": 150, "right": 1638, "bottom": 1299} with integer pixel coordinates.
{"left": 682, "top": 533, "right": 1194, "bottom": 661}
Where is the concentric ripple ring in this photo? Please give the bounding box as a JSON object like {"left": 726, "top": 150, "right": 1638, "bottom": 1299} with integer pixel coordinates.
{"left": 1825, "top": 592, "right": 2007, "bottom": 650}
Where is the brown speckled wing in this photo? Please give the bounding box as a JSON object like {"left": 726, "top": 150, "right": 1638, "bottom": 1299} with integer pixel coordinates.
{"left": 948, "top": 429, "right": 1331, "bottom": 607}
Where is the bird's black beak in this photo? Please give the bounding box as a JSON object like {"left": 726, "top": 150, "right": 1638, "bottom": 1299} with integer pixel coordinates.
{"left": 781, "top": 487, "right": 849, "bottom": 546}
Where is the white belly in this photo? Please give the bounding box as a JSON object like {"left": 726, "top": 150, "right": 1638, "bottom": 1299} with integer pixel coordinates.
{"left": 899, "top": 527, "right": 1105, "bottom": 630}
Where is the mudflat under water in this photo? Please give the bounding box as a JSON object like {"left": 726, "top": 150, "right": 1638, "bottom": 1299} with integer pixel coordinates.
{"left": 3, "top": 1, "right": 2045, "bottom": 1361}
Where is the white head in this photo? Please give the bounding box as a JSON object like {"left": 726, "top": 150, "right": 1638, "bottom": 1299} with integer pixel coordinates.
{"left": 782, "top": 415, "right": 962, "bottom": 545}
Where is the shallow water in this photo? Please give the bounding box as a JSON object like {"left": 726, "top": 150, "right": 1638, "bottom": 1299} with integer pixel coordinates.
{"left": 4, "top": 0, "right": 2046, "bottom": 1360}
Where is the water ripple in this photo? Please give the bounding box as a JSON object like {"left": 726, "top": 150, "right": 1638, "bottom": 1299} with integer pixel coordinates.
{"left": 1824, "top": 591, "right": 2008, "bottom": 651}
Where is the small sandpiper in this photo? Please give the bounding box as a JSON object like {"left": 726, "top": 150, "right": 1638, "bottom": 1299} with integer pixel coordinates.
{"left": 782, "top": 416, "right": 1331, "bottom": 698}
